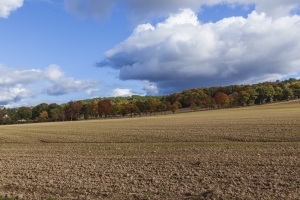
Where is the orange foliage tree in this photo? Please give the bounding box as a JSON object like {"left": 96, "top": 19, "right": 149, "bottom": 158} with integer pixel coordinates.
{"left": 88, "top": 102, "right": 98, "bottom": 118}
{"left": 39, "top": 110, "right": 48, "bottom": 122}
{"left": 214, "top": 92, "right": 229, "bottom": 108}
{"left": 170, "top": 102, "right": 178, "bottom": 113}
{"left": 73, "top": 101, "right": 83, "bottom": 120}
{"left": 65, "top": 101, "right": 75, "bottom": 121}
{"left": 98, "top": 100, "right": 112, "bottom": 119}
{"left": 148, "top": 100, "right": 157, "bottom": 116}
{"left": 125, "top": 103, "right": 137, "bottom": 117}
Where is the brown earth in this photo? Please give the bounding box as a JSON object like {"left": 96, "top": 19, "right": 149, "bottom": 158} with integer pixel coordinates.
{"left": 0, "top": 101, "right": 300, "bottom": 199}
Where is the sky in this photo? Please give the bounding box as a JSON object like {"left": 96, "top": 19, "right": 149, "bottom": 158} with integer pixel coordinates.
{"left": 0, "top": 0, "right": 300, "bottom": 107}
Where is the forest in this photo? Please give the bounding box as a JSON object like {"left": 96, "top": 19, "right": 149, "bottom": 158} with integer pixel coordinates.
{"left": 0, "top": 78, "right": 299, "bottom": 125}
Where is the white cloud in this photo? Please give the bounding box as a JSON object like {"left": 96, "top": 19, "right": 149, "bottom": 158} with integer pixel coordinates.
{"left": 99, "top": 8, "right": 300, "bottom": 94}
{"left": 85, "top": 88, "right": 100, "bottom": 96}
{"left": 0, "top": 0, "right": 23, "bottom": 18}
{"left": 109, "top": 88, "right": 143, "bottom": 97}
{"left": 0, "top": 64, "right": 99, "bottom": 106}
{"left": 0, "top": 84, "right": 39, "bottom": 105}
{"left": 141, "top": 80, "right": 158, "bottom": 95}
{"left": 46, "top": 77, "right": 97, "bottom": 96}
{"left": 44, "top": 64, "right": 64, "bottom": 81}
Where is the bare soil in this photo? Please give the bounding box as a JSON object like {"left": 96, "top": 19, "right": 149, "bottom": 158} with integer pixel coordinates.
{"left": 0, "top": 101, "right": 300, "bottom": 199}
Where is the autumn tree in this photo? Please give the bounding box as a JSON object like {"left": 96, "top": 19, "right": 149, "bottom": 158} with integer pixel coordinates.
{"left": 244, "top": 87, "right": 258, "bottom": 105}
{"left": 39, "top": 110, "right": 48, "bottom": 122}
{"left": 156, "top": 102, "right": 167, "bottom": 115}
{"left": 170, "top": 102, "right": 179, "bottom": 113}
{"left": 201, "top": 96, "right": 211, "bottom": 109}
{"left": 135, "top": 101, "right": 144, "bottom": 117}
{"left": 228, "top": 92, "right": 239, "bottom": 107}
{"left": 59, "top": 105, "right": 67, "bottom": 121}
{"left": 214, "top": 92, "right": 229, "bottom": 108}
{"left": 65, "top": 102, "right": 75, "bottom": 121}
{"left": 125, "top": 103, "right": 138, "bottom": 117}
{"left": 98, "top": 100, "right": 112, "bottom": 119}
{"left": 111, "top": 103, "right": 123, "bottom": 118}
{"left": 88, "top": 102, "right": 98, "bottom": 118}
{"left": 73, "top": 101, "right": 83, "bottom": 120}
{"left": 185, "top": 97, "right": 196, "bottom": 107}
{"left": 148, "top": 100, "right": 157, "bottom": 116}
{"left": 239, "top": 91, "right": 250, "bottom": 106}
{"left": 164, "top": 101, "right": 171, "bottom": 114}
{"left": 120, "top": 104, "right": 127, "bottom": 117}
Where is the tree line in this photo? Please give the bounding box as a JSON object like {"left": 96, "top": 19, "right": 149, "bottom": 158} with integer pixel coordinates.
{"left": 0, "top": 78, "right": 299, "bottom": 125}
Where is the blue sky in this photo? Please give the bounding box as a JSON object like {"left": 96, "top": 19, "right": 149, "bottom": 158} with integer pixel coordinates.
{"left": 0, "top": 0, "right": 300, "bottom": 107}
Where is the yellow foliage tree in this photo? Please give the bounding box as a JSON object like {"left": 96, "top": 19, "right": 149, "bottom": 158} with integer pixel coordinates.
{"left": 39, "top": 110, "right": 48, "bottom": 122}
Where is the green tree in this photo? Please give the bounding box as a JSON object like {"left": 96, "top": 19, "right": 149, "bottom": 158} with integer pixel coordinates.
{"left": 190, "top": 103, "right": 198, "bottom": 111}
{"left": 256, "top": 85, "right": 275, "bottom": 104}
{"left": 156, "top": 102, "right": 167, "bottom": 115}
{"left": 288, "top": 82, "right": 300, "bottom": 98}
{"left": 50, "top": 108, "right": 61, "bottom": 122}
{"left": 282, "top": 86, "right": 294, "bottom": 100}
{"left": 32, "top": 103, "right": 49, "bottom": 120}
{"left": 48, "top": 103, "right": 60, "bottom": 119}
{"left": 0, "top": 106, "right": 7, "bottom": 125}
{"left": 17, "top": 107, "right": 32, "bottom": 121}
{"left": 141, "top": 101, "right": 151, "bottom": 116}
{"left": 274, "top": 86, "right": 283, "bottom": 101}
{"left": 5, "top": 108, "right": 18, "bottom": 124}
{"left": 82, "top": 104, "right": 90, "bottom": 120}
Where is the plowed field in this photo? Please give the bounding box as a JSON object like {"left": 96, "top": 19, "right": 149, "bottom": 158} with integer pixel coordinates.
{"left": 1, "top": 101, "right": 300, "bottom": 199}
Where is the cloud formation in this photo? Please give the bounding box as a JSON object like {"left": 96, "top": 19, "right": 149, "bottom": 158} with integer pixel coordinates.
{"left": 109, "top": 88, "right": 142, "bottom": 97}
{"left": 0, "top": 0, "right": 23, "bottom": 18}
{"left": 0, "top": 64, "right": 99, "bottom": 105}
{"left": 64, "top": 0, "right": 118, "bottom": 18}
{"left": 64, "top": 0, "right": 300, "bottom": 20}
{"left": 99, "top": 8, "right": 300, "bottom": 94}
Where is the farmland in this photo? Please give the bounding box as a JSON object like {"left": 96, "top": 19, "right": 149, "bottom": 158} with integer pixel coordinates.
{"left": 0, "top": 101, "right": 300, "bottom": 199}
